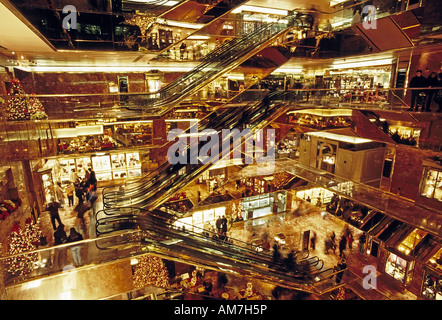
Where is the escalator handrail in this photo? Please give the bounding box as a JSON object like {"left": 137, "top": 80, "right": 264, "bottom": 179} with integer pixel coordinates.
{"left": 95, "top": 211, "right": 322, "bottom": 275}
{"left": 102, "top": 90, "right": 286, "bottom": 205}
{"left": 125, "top": 21, "right": 290, "bottom": 112}
{"left": 105, "top": 100, "right": 286, "bottom": 210}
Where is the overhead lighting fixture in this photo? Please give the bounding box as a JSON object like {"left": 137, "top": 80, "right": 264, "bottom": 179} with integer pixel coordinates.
{"left": 187, "top": 35, "right": 210, "bottom": 40}
{"left": 272, "top": 67, "right": 303, "bottom": 73}
{"left": 125, "top": 0, "right": 179, "bottom": 6}
{"left": 25, "top": 66, "right": 195, "bottom": 73}
{"left": 232, "top": 5, "right": 288, "bottom": 16}
{"left": 330, "top": 0, "right": 347, "bottom": 6}
{"left": 156, "top": 18, "right": 204, "bottom": 30}
{"left": 331, "top": 58, "right": 393, "bottom": 69}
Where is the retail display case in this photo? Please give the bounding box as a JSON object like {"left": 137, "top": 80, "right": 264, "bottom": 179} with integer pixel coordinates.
{"left": 420, "top": 167, "right": 442, "bottom": 202}
{"left": 385, "top": 251, "right": 415, "bottom": 285}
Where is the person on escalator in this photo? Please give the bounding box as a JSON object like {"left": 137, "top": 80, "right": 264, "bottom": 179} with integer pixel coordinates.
{"left": 221, "top": 215, "right": 228, "bottom": 233}
{"left": 216, "top": 217, "right": 222, "bottom": 233}
{"left": 284, "top": 250, "right": 295, "bottom": 272}
{"left": 408, "top": 70, "right": 428, "bottom": 111}
{"left": 334, "top": 258, "right": 347, "bottom": 285}
{"left": 270, "top": 243, "right": 281, "bottom": 268}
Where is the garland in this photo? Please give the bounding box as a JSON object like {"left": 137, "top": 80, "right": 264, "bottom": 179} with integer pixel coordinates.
{"left": 0, "top": 198, "right": 22, "bottom": 221}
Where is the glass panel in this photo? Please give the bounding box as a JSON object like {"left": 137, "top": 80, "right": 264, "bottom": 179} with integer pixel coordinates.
{"left": 398, "top": 228, "right": 427, "bottom": 255}
{"left": 385, "top": 252, "right": 407, "bottom": 283}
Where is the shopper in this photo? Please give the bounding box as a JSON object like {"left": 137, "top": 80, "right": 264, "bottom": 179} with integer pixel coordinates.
{"left": 67, "top": 227, "right": 83, "bottom": 267}
{"left": 53, "top": 224, "right": 67, "bottom": 270}
{"left": 46, "top": 197, "right": 63, "bottom": 230}
{"left": 179, "top": 42, "right": 187, "bottom": 60}
{"left": 347, "top": 232, "right": 354, "bottom": 250}
{"left": 330, "top": 232, "right": 336, "bottom": 253}
{"left": 426, "top": 72, "right": 439, "bottom": 112}
{"left": 335, "top": 258, "right": 347, "bottom": 284}
{"left": 74, "top": 179, "right": 84, "bottom": 205}
{"left": 55, "top": 182, "right": 65, "bottom": 207}
{"left": 358, "top": 232, "right": 367, "bottom": 254}
{"left": 436, "top": 72, "right": 442, "bottom": 112}
{"left": 284, "top": 250, "right": 295, "bottom": 271}
{"left": 408, "top": 70, "right": 428, "bottom": 111}
{"left": 215, "top": 217, "right": 222, "bottom": 233}
{"left": 221, "top": 215, "right": 228, "bottom": 233}
{"left": 86, "top": 170, "right": 97, "bottom": 192}
{"left": 310, "top": 232, "right": 317, "bottom": 250}
{"left": 66, "top": 182, "right": 75, "bottom": 206}
{"left": 271, "top": 243, "right": 281, "bottom": 268}
{"left": 74, "top": 202, "right": 90, "bottom": 231}
{"left": 339, "top": 236, "right": 347, "bottom": 258}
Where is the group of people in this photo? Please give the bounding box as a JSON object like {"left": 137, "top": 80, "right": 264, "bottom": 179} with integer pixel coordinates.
{"left": 270, "top": 244, "right": 297, "bottom": 272}
{"left": 408, "top": 70, "right": 442, "bottom": 112}
{"left": 44, "top": 169, "right": 99, "bottom": 269}
{"left": 214, "top": 215, "right": 229, "bottom": 241}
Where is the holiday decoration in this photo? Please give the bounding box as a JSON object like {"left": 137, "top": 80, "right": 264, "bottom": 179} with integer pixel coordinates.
{"left": 6, "top": 78, "right": 47, "bottom": 121}
{"left": 132, "top": 254, "right": 170, "bottom": 289}
{"left": 0, "top": 198, "right": 22, "bottom": 221}
{"left": 23, "top": 218, "right": 43, "bottom": 248}
{"left": 7, "top": 223, "right": 38, "bottom": 276}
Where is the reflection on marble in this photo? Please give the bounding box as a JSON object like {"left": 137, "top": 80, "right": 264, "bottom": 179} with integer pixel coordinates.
{"left": 5, "top": 259, "right": 134, "bottom": 300}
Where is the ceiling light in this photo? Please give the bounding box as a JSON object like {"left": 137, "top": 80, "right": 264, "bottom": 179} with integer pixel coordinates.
{"left": 187, "top": 35, "right": 210, "bottom": 40}
{"left": 331, "top": 58, "right": 393, "bottom": 69}
{"left": 232, "top": 5, "right": 288, "bottom": 16}
{"left": 156, "top": 18, "right": 204, "bottom": 30}
{"left": 125, "top": 0, "right": 179, "bottom": 6}
{"left": 272, "top": 67, "right": 303, "bottom": 73}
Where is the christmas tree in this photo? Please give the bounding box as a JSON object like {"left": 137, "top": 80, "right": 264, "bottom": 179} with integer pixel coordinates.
{"left": 23, "top": 218, "right": 43, "bottom": 248}
{"left": 7, "top": 223, "right": 38, "bottom": 276}
{"left": 132, "top": 254, "right": 170, "bottom": 289}
{"left": 6, "top": 78, "right": 47, "bottom": 121}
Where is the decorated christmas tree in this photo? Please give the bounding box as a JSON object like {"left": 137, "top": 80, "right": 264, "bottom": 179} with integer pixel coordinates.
{"left": 23, "top": 218, "right": 43, "bottom": 248}
{"left": 132, "top": 254, "right": 170, "bottom": 289}
{"left": 6, "top": 78, "right": 47, "bottom": 121}
{"left": 7, "top": 223, "right": 38, "bottom": 276}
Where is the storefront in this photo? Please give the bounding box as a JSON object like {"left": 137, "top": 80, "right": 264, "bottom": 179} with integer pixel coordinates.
{"left": 299, "top": 131, "right": 386, "bottom": 187}
{"left": 287, "top": 109, "right": 353, "bottom": 130}
{"left": 175, "top": 206, "right": 227, "bottom": 233}
{"left": 389, "top": 124, "right": 421, "bottom": 147}
{"left": 422, "top": 246, "right": 442, "bottom": 300}
{"left": 422, "top": 266, "right": 442, "bottom": 300}
{"left": 55, "top": 120, "right": 155, "bottom": 154}
{"left": 384, "top": 249, "right": 415, "bottom": 285}
{"left": 419, "top": 157, "right": 442, "bottom": 203}
{"left": 241, "top": 191, "right": 287, "bottom": 221}
{"left": 37, "top": 150, "right": 145, "bottom": 203}
{"left": 327, "top": 64, "right": 393, "bottom": 91}
{"left": 295, "top": 187, "right": 334, "bottom": 206}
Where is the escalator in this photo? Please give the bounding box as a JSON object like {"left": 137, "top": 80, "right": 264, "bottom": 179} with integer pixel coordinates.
{"left": 95, "top": 207, "right": 337, "bottom": 293}
{"left": 103, "top": 91, "right": 288, "bottom": 211}
{"left": 125, "top": 20, "right": 292, "bottom": 114}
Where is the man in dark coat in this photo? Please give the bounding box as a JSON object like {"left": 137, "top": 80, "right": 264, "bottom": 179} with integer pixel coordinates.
{"left": 408, "top": 70, "right": 428, "bottom": 111}
{"left": 335, "top": 258, "right": 347, "bottom": 284}
{"left": 215, "top": 217, "right": 222, "bottom": 233}
{"left": 46, "top": 198, "right": 63, "bottom": 230}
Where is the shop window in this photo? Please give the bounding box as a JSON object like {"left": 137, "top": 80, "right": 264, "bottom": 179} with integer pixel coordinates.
{"left": 422, "top": 271, "right": 442, "bottom": 300}
{"left": 428, "top": 248, "right": 442, "bottom": 271}
{"left": 369, "top": 239, "right": 379, "bottom": 257}
{"left": 398, "top": 228, "right": 427, "bottom": 255}
{"left": 420, "top": 168, "right": 442, "bottom": 202}
{"left": 316, "top": 141, "right": 337, "bottom": 174}
{"left": 385, "top": 252, "right": 414, "bottom": 285}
